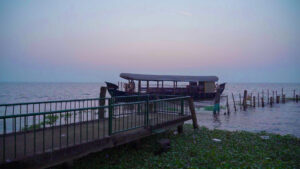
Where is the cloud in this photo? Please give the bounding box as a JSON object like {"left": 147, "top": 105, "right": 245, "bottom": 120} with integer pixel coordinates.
{"left": 178, "top": 11, "right": 193, "bottom": 17}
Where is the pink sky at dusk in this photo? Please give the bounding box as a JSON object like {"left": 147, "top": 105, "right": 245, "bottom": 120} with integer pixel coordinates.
{"left": 0, "top": 0, "right": 299, "bottom": 83}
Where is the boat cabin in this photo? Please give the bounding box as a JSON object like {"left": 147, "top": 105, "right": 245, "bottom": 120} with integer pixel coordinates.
{"left": 119, "top": 73, "right": 221, "bottom": 99}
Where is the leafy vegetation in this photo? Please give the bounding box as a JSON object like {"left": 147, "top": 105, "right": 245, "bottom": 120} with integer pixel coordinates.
{"left": 55, "top": 124, "right": 300, "bottom": 169}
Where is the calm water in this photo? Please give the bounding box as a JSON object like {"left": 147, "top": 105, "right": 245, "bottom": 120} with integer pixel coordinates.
{"left": 0, "top": 82, "right": 300, "bottom": 137}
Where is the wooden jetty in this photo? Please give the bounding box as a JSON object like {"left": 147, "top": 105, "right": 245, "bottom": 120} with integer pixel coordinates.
{"left": 0, "top": 94, "right": 197, "bottom": 169}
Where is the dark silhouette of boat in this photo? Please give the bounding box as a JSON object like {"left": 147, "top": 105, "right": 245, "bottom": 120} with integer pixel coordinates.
{"left": 106, "top": 73, "right": 225, "bottom": 100}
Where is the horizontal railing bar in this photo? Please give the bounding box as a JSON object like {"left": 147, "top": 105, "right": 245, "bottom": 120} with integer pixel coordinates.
{"left": 0, "top": 106, "right": 109, "bottom": 119}
{"left": 0, "top": 97, "right": 109, "bottom": 107}
{"left": 111, "top": 101, "right": 146, "bottom": 106}
{"left": 112, "top": 94, "right": 178, "bottom": 99}
{"left": 149, "top": 96, "right": 190, "bottom": 103}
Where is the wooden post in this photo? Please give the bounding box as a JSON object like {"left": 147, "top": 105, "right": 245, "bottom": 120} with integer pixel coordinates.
{"left": 281, "top": 88, "right": 283, "bottom": 98}
{"left": 232, "top": 93, "right": 236, "bottom": 112}
{"left": 188, "top": 98, "right": 198, "bottom": 129}
{"left": 239, "top": 93, "right": 242, "bottom": 110}
{"left": 250, "top": 93, "right": 252, "bottom": 107}
{"left": 226, "top": 96, "right": 230, "bottom": 114}
{"left": 267, "top": 90, "right": 269, "bottom": 104}
{"left": 276, "top": 91, "right": 278, "bottom": 97}
{"left": 296, "top": 95, "right": 298, "bottom": 103}
{"left": 276, "top": 96, "right": 280, "bottom": 104}
{"left": 270, "top": 97, "right": 273, "bottom": 107}
{"left": 282, "top": 94, "right": 285, "bottom": 103}
{"left": 272, "top": 91, "right": 275, "bottom": 100}
{"left": 261, "top": 97, "right": 264, "bottom": 107}
{"left": 99, "top": 86, "right": 107, "bottom": 119}
{"left": 257, "top": 92, "right": 259, "bottom": 107}
{"left": 253, "top": 96, "right": 256, "bottom": 107}
{"left": 243, "top": 90, "right": 247, "bottom": 110}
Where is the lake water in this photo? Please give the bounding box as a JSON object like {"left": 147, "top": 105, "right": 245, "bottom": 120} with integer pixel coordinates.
{"left": 0, "top": 82, "right": 300, "bottom": 137}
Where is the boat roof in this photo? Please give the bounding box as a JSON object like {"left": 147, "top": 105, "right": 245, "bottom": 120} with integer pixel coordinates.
{"left": 120, "top": 73, "right": 218, "bottom": 82}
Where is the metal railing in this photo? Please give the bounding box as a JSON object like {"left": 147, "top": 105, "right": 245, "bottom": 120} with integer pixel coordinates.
{"left": 0, "top": 95, "right": 190, "bottom": 163}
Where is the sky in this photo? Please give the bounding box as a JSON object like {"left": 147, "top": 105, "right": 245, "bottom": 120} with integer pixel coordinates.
{"left": 0, "top": 0, "right": 299, "bottom": 83}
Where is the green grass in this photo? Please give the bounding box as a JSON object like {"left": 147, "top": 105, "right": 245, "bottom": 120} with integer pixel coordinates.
{"left": 55, "top": 125, "right": 300, "bottom": 169}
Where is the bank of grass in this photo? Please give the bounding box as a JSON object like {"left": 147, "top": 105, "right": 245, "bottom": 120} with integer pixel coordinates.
{"left": 57, "top": 125, "right": 300, "bottom": 169}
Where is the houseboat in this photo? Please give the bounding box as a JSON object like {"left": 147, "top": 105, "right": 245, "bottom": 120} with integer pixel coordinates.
{"left": 106, "top": 73, "right": 225, "bottom": 100}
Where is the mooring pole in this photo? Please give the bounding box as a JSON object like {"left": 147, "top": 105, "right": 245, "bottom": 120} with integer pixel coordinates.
{"left": 261, "top": 97, "right": 264, "bottom": 107}
{"left": 99, "top": 86, "right": 107, "bottom": 119}
{"left": 232, "top": 93, "right": 236, "bottom": 112}
{"left": 257, "top": 92, "right": 259, "bottom": 107}
{"left": 188, "top": 98, "right": 198, "bottom": 129}
{"left": 226, "top": 96, "right": 230, "bottom": 114}
{"left": 267, "top": 90, "right": 269, "bottom": 104}
{"left": 270, "top": 97, "right": 273, "bottom": 107}
{"left": 243, "top": 90, "right": 247, "bottom": 110}
{"left": 239, "top": 93, "right": 242, "bottom": 110}
{"left": 250, "top": 93, "right": 252, "bottom": 107}
{"left": 253, "top": 96, "right": 256, "bottom": 107}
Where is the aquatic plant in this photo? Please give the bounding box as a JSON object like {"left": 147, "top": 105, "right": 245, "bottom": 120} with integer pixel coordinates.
{"left": 57, "top": 124, "right": 300, "bottom": 169}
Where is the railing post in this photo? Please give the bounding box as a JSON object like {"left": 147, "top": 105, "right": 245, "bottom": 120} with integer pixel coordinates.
{"left": 145, "top": 95, "right": 149, "bottom": 127}
{"left": 180, "top": 98, "right": 184, "bottom": 115}
{"left": 108, "top": 98, "right": 113, "bottom": 135}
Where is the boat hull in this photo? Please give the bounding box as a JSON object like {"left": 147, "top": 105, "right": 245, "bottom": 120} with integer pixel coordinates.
{"left": 105, "top": 82, "right": 225, "bottom": 101}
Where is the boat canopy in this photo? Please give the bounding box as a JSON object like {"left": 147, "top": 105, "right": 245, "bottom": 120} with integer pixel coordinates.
{"left": 120, "top": 73, "right": 218, "bottom": 82}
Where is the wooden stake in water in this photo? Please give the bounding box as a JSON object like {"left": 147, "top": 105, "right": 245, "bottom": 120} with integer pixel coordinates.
{"left": 243, "top": 90, "right": 247, "bottom": 110}
{"left": 261, "top": 97, "right": 264, "bottom": 107}
{"left": 250, "top": 93, "right": 252, "bottom": 107}
{"left": 253, "top": 96, "right": 256, "bottom": 107}
{"left": 276, "top": 96, "right": 280, "bottom": 104}
{"left": 239, "top": 93, "right": 242, "bottom": 110}
{"left": 267, "top": 90, "right": 269, "bottom": 104}
{"left": 282, "top": 94, "right": 285, "bottom": 103}
{"left": 257, "top": 92, "right": 259, "bottom": 107}
{"left": 270, "top": 97, "right": 273, "bottom": 107}
{"left": 232, "top": 93, "right": 236, "bottom": 112}
{"left": 226, "top": 96, "right": 230, "bottom": 114}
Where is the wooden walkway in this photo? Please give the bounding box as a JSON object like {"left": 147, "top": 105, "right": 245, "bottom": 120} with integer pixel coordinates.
{"left": 0, "top": 112, "right": 190, "bottom": 168}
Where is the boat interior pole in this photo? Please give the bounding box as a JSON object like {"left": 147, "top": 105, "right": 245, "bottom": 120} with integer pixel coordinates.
{"left": 138, "top": 80, "right": 141, "bottom": 93}
{"left": 173, "top": 81, "right": 175, "bottom": 94}
{"left": 147, "top": 81, "right": 149, "bottom": 92}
